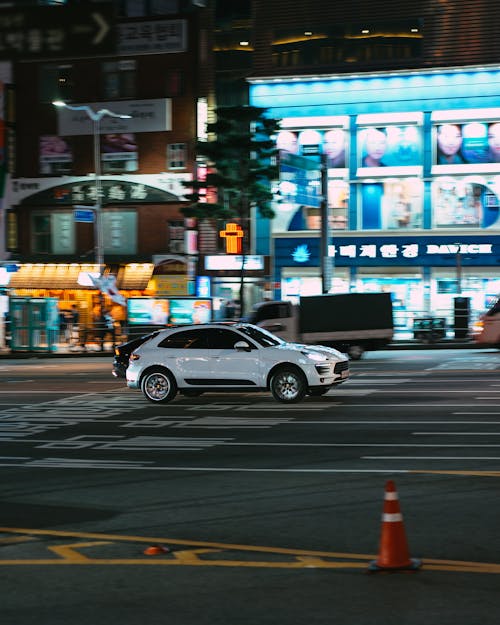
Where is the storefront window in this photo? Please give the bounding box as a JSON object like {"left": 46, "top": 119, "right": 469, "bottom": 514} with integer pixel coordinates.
{"left": 102, "top": 211, "right": 137, "bottom": 254}
{"left": 355, "top": 273, "right": 424, "bottom": 333}
{"left": 432, "top": 176, "right": 500, "bottom": 228}
{"left": 31, "top": 212, "right": 75, "bottom": 254}
{"left": 32, "top": 214, "right": 51, "bottom": 254}
{"left": 360, "top": 178, "right": 423, "bottom": 230}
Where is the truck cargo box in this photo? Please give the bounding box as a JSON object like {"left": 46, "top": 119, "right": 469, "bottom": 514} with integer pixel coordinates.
{"left": 298, "top": 293, "right": 394, "bottom": 333}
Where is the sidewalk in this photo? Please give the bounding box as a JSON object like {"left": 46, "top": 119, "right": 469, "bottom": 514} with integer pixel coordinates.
{"left": 0, "top": 341, "right": 116, "bottom": 358}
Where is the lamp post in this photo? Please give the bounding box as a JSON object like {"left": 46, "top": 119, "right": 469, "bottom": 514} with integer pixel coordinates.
{"left": 52, "top": 101, "right": 131, "bottom": 277}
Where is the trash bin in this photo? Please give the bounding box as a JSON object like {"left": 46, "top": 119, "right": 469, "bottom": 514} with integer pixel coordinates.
{"left": 413, "top": 317, "right": 446, "bottom": 343}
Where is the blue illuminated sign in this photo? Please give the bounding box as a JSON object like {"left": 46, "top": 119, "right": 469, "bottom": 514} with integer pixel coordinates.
{"left": 277, "top": 235, "right": 500, "bottom": 268}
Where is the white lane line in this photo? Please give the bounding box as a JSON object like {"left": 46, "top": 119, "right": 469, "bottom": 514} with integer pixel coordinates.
{"left": 454, "top": 412, "right": 500, "bottom": 415}
{"left": 0, "top": 459, "right": 409, "bottom": 473}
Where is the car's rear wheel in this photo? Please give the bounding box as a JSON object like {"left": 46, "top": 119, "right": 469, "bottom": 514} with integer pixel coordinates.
{"left": 270, "top": 367, "right": 307, "bottom": 403}
{"left": 141, "top": 368, "right": 177, "bottom": 403}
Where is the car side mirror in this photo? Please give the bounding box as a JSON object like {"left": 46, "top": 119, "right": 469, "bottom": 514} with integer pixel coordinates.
{"left": 234, "top": 340, "right": 252, "bottom": 352}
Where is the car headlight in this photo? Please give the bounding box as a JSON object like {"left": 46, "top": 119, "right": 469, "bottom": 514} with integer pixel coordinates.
{"left": 302, "top": 351, "right": 328, "bottom": 362}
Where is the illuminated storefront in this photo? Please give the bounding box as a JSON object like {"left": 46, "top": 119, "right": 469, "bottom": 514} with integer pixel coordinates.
{"left": 1, "top": 262, "right": 155, "bottom": 337}
{"left": 249, "top": 65, "right": 500, "bottom": 330}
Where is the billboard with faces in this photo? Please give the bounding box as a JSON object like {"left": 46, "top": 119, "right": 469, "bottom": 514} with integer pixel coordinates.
{"left": 357, "top": 125, "right": 422, "bottom": 168}
{"left": 435, "top": 121, "right": 500, "bottom": 165}
{"left": 276, "top": 128, "right": 348, "bottom": 168}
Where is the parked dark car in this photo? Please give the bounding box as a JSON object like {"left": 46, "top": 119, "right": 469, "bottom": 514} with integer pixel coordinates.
{"left": 112, "top": 331, "right": 161, "bottom": 378}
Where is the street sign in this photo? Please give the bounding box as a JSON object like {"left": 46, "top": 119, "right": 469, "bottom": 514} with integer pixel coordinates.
{"left": 0, "top": 1, "right": 116, "bottom": 59}
{"left": 74, "top": 209, "right": 95, "bottom": 223}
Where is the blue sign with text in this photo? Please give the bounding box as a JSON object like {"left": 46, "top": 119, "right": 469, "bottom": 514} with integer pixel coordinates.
{"left": 74, "top": 209, "right": 95, "bottom": 223}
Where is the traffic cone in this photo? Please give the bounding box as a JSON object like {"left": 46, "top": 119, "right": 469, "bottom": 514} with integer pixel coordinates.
{"left": 144, "top": 545, "right": 169, "bottom": 556}
{"left": 368, "top": 480, "right": 421, "bottom": 572}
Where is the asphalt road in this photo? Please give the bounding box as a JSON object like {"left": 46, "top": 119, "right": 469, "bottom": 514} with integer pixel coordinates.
{"left": 1, "top": 348, "right": 500, "bottom": 625}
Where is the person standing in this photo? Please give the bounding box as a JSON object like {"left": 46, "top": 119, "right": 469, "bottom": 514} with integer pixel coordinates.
{"left": 68, "top": 304, "right": 79, "bottom": 346}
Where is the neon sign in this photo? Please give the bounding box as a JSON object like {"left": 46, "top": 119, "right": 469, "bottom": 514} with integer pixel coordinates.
{"left": 219, "top": 222, "right": 244, "bottom": 254}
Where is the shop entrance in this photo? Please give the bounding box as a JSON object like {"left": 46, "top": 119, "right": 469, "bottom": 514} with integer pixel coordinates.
{"left": 9, "top": 297, "right": 59, "bottom": 352}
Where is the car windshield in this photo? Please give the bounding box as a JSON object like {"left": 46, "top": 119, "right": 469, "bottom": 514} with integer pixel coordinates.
{"left": 235, "top": 323, "right": 285, "bottom": 347}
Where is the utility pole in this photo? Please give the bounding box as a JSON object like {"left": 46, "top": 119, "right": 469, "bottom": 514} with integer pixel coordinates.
{"left": 320, "top": 153, "right": 332, "bottom": 293}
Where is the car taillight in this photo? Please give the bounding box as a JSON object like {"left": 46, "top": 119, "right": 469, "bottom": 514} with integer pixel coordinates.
{"left": 471, "top": 319, "right": 484, "bottom": 335}
{"left": 130, "top": 353, "right": 140, "bottom": 361}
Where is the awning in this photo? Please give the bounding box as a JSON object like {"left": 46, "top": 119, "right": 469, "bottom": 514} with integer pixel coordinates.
{"left": 116, "top": 263, "right": 155, "bottom": 290}
{"left": 7, "top": 263, "right": 154, "bottom": 290}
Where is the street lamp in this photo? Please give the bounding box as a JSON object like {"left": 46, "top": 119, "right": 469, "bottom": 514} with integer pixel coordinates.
{"left": 52, "top": 100, "right": 132, "bottom": 276}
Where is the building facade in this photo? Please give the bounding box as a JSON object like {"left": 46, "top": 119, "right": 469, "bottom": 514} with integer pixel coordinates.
{"left": 247, "top": 0, "right": 500, "bottom": 334}
{"left": 0, "top": 0, "right": 215, "bottom": 337}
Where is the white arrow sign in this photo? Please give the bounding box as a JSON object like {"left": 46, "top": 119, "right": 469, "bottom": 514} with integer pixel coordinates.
{"left": 92, "top": 12, "right": 110, "bottom": 46}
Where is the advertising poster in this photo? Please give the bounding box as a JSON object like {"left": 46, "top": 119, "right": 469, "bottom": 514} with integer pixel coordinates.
{"left": 323, "top": 128, "right": 347, "bottom": 168}
{"left": 276, "top": 128, "right": 348, "bottom": 168}
{"left": 127, "top": 298, "right": 170, "bottom": 325}
{"left": 101, "top": 133, "right": 138, "bottom": 173}
{"left": 357, "top": 125, "right": 422, "bottom": 168}
{"left": 39, "top": 135, "right": 72, "bottom": 174}
{"left": 432, "top": 178, "right": 500, "bottom": 228}
{"left": 434, "top": 121, "right": 500, "bottom": 165}
{"left": 127, "top": 297, "right": 212, "bottom": 325}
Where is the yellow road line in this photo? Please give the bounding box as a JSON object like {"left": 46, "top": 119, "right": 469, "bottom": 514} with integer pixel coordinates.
{"left": 1, "top": 527, "right": 499, "bottom": 573}
{"left": 410, "top": 470, "right": 500, "bottom": 477}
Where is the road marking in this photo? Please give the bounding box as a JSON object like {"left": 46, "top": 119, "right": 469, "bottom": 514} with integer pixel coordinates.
{"left": 0, "top": 527, "right": 499, "bottom": 573}
{"left": 363, "top": 455, "right": 500, "bottom": 460}
{"left": 37, "top": 435, "right": 232, "bottom": 451}
{"left": 454, "top": 412, "right": 500, "bottom": 415}
{"left": 414, "top": 432, "right": 500, "bottom": 436}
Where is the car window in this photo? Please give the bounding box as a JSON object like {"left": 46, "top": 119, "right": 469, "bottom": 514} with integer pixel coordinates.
{"left": 486, "top": 299, "right": 500, "bottom": 316}
{"left": 157, "top": 329, "right": 210, "bottom": 349}
{"left": 236, "top": 324, "right": 283, "bottom": 347}
{"left": 207, "top": 328, "right": 250, "bottom": 350}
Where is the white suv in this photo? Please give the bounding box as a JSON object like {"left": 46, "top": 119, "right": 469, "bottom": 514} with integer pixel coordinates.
{"left": 126, "top": 322, "right": 349, "bottom": 404}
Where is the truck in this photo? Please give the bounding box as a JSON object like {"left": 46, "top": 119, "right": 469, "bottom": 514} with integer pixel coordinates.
{"left": 247, "top": 292, "right": 394, "bottom": 360}
{"left": 472, "top": 297, "right": 500, "bottom": 348}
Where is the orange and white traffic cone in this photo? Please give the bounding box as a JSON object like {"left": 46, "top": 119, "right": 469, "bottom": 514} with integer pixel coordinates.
{"left": 144, "top": 545, "right": 170, "bottom": 556}
{"left": 368, "top": 480, "right": 421, "bottom": 572}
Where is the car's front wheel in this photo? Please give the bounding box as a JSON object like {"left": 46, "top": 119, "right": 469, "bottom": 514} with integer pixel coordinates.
{"left": 270, "top": 367, "right": 307, "bottom": 403}
{"left": 141, "top": 368, "right": 177, "bottom": 403}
